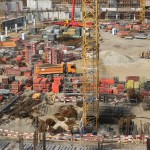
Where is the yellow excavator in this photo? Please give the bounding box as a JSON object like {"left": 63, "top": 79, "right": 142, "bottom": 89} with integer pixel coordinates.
{"left": 32, "top": 93, "right": 41, "bottom": 100}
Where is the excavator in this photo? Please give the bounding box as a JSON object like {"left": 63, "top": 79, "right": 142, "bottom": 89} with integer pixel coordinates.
{"left": 140, "top": 51, "right": 150, "bottom": 59}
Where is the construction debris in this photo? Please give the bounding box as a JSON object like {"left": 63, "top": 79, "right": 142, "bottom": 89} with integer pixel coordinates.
{"left": 46, "top": 118, "right": 56, "bottom": 127}
{"left": 65, "top": 119, "right": 76, "bottom": 126}
{"left": 59, "top": 105, "right": 78, "bottom": 118}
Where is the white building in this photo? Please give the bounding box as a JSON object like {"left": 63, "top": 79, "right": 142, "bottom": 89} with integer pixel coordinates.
{"left": 26, "top": 0, "right": 69, "bottom": 20}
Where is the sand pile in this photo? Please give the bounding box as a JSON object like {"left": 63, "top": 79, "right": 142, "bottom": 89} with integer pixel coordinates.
{"left": 100, "top": 51, "right": 135, "bottom": 65}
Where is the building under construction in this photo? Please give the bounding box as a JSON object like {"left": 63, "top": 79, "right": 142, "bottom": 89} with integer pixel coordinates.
{"left": 0, "top": 0, "right": 150, "bottom": 150}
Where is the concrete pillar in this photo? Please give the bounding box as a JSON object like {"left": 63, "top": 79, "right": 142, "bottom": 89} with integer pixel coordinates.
{"left": 32, "top": 14, "right": 34, "bottom": 22}
{"left": 24, "top": 21, "right": 27, "bottom": 30}
{"left": 41, "top": 14, "right": 43, "bottom": 21}
{"left": 15, "top": 24, "right": 18, "bottom": 32}
{"left": 4, "top": 27, "right": 7, "bottom": 36}
{"left": 47, "top": 12, "right": 49, "bottom": 19}
{"left": 116, "top": 14, "right": 118, "bottom": 20}
{"left": 80, "top": 12, "right": 82, "bottom": 20}
{"left": 134, "top": 14, "right": 136, "bottom": 21}
{"left": 33, "top": 19, "right": 36, "bottom": 27}
{"left": 58, "top": 11, "right": 59, "bottom": 20}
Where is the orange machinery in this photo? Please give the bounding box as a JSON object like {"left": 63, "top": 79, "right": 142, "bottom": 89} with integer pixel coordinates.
{"left": 35, "top": 62, "right": 76, "bottom": 78}
{"left": 0, "top": 41, "right": 17, "bottom": 47}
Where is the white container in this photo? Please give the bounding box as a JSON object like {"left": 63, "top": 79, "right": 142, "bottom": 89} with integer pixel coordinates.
{"left": 112, "top": 28, "right": 117, "bottom": 35}
{"left": 39, "top": 50, "right": 43, "bottom": 55}
{"left": 1, "top": 35, "right": 6, "bottom": 41}
{"left": 21, "top": 33, "right": 26, "bottom": 40}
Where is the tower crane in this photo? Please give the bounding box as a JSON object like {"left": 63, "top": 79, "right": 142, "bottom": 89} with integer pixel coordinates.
{"left": 140, "top": 0, "right": 146, "bottom": 22}
{"left": 82, "top": 0, "right": 100, "bottom": 131}
{"left": 0, "top": 0, "right": 2, "bottom": 34}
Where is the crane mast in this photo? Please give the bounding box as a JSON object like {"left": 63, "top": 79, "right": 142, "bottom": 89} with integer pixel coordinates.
{"left": 82, "top": 0, "right": 100, "bottom": 131}
{"left": 0, "top": 0, "right": 2, "bottom": 34}
{"left": 140, "top": 0, "right": 146, "bottom": 22}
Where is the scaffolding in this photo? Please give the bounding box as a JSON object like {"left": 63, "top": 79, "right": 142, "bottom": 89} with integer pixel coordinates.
{"left": 82, "top": 0, "right": 100, "bottom": 131}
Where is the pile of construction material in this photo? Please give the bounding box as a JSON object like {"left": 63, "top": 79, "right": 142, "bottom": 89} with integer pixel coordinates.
{"left": 101, "top": 22, "right": 150, "bottom": 39}
{"left": 64, "top": 76, "right": 82, "bottom": 95}
{"left": 142, "top": 97, "right": 150, "bottom": 111}
{"left": 0, "top": 93, "right": 42, "bottom": 124}
{"left": 33, "top": 77, "right": 63, "bottom": 93}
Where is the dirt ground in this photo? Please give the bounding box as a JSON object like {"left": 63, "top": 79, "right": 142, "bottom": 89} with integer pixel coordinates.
{"left": 75, "top": 29, "right": 150, "bottom": 80}
{"left": 100, "top": 30, "right": 150, "bottom": 80}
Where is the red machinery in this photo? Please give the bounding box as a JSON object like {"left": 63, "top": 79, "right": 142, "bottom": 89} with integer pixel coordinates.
{"left": 54, "top": 0, "right": 83, "bottom": 27}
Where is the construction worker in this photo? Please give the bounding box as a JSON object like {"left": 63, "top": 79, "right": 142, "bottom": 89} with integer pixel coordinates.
{"left": 64, "top": 20, "right": 69, "bottom": 26}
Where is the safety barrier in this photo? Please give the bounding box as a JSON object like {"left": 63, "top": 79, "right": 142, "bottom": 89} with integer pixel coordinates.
{"left": 0, "top": 128, "right": 149, "bottom": 144}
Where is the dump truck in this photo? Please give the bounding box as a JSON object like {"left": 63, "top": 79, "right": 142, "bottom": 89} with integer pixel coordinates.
{"left": 0, "top": 41, "right": 17, "bottom": 47}
{"left": 35, "top": 62, "right": 76, "bottom": 78}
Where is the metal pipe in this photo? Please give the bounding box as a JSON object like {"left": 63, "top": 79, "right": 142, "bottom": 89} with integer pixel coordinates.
{"left": 72, "top": 0, "right": 76, "bottom": 21}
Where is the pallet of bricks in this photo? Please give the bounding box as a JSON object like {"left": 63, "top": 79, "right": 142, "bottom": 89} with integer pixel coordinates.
{"left": 99, "top": 77, "right": 125, "bottom": 95}
{"left": 140, "top": 76, "right": 150, "bottom": 94}
{"left": 64, "top": 77, "right": 73, "bottom": 94}
{"left": 5, "top": 68, "right": 21, "bottom": 76}
{"left": 52, "top": 77, "right": 63, "bottom": 93}
{"left": 45, "top": 47, "right": 63, "bottom": 64}
{"left": 25, "top": 77, "right": 33, "bottom": 91}
{"left": 1, "top": 76, "right": 15, "bottom": 90}
{"left": 11, "top": 81, "right": 23, "bottom": 94}
{"left": 72, "top": 77, "right": 82, "bottom": 93}
{"left": 33, "top": 77, "right": 51, "bottom": 92}
{"left": 99, "top": 78, "right": 115, "bottom": 94}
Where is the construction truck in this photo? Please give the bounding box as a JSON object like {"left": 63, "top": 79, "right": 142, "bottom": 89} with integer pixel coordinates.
{"left": 140, "top": 51, "right": 150, "bottom": 59}
{"left": 35, "top": 62, "right": 76, "bottom": 78}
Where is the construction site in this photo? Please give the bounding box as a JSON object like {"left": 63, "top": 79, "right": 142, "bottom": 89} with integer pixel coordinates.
{"left": 0, "top": 0, "right": 150, "bottom": 149}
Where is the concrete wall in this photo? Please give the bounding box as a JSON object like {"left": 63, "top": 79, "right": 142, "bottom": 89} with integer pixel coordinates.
{"left": 26, "top": 11, "right": 69, "bottom": 21}
{"left": 27, "top": 0, "right": 52, "bottom": 10}
{"left": 146, "top": 0, "right": 150, "bottom": 6}
{"left": 2, "top": 1, "right": 23, "bottom": 11}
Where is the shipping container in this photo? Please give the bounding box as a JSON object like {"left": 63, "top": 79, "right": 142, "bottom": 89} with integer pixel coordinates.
{"left": 134, "top": 81, "right": 140, "bottom": 89}
{"left": 127, "top": 80, "right": 134, "bottom": 89}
